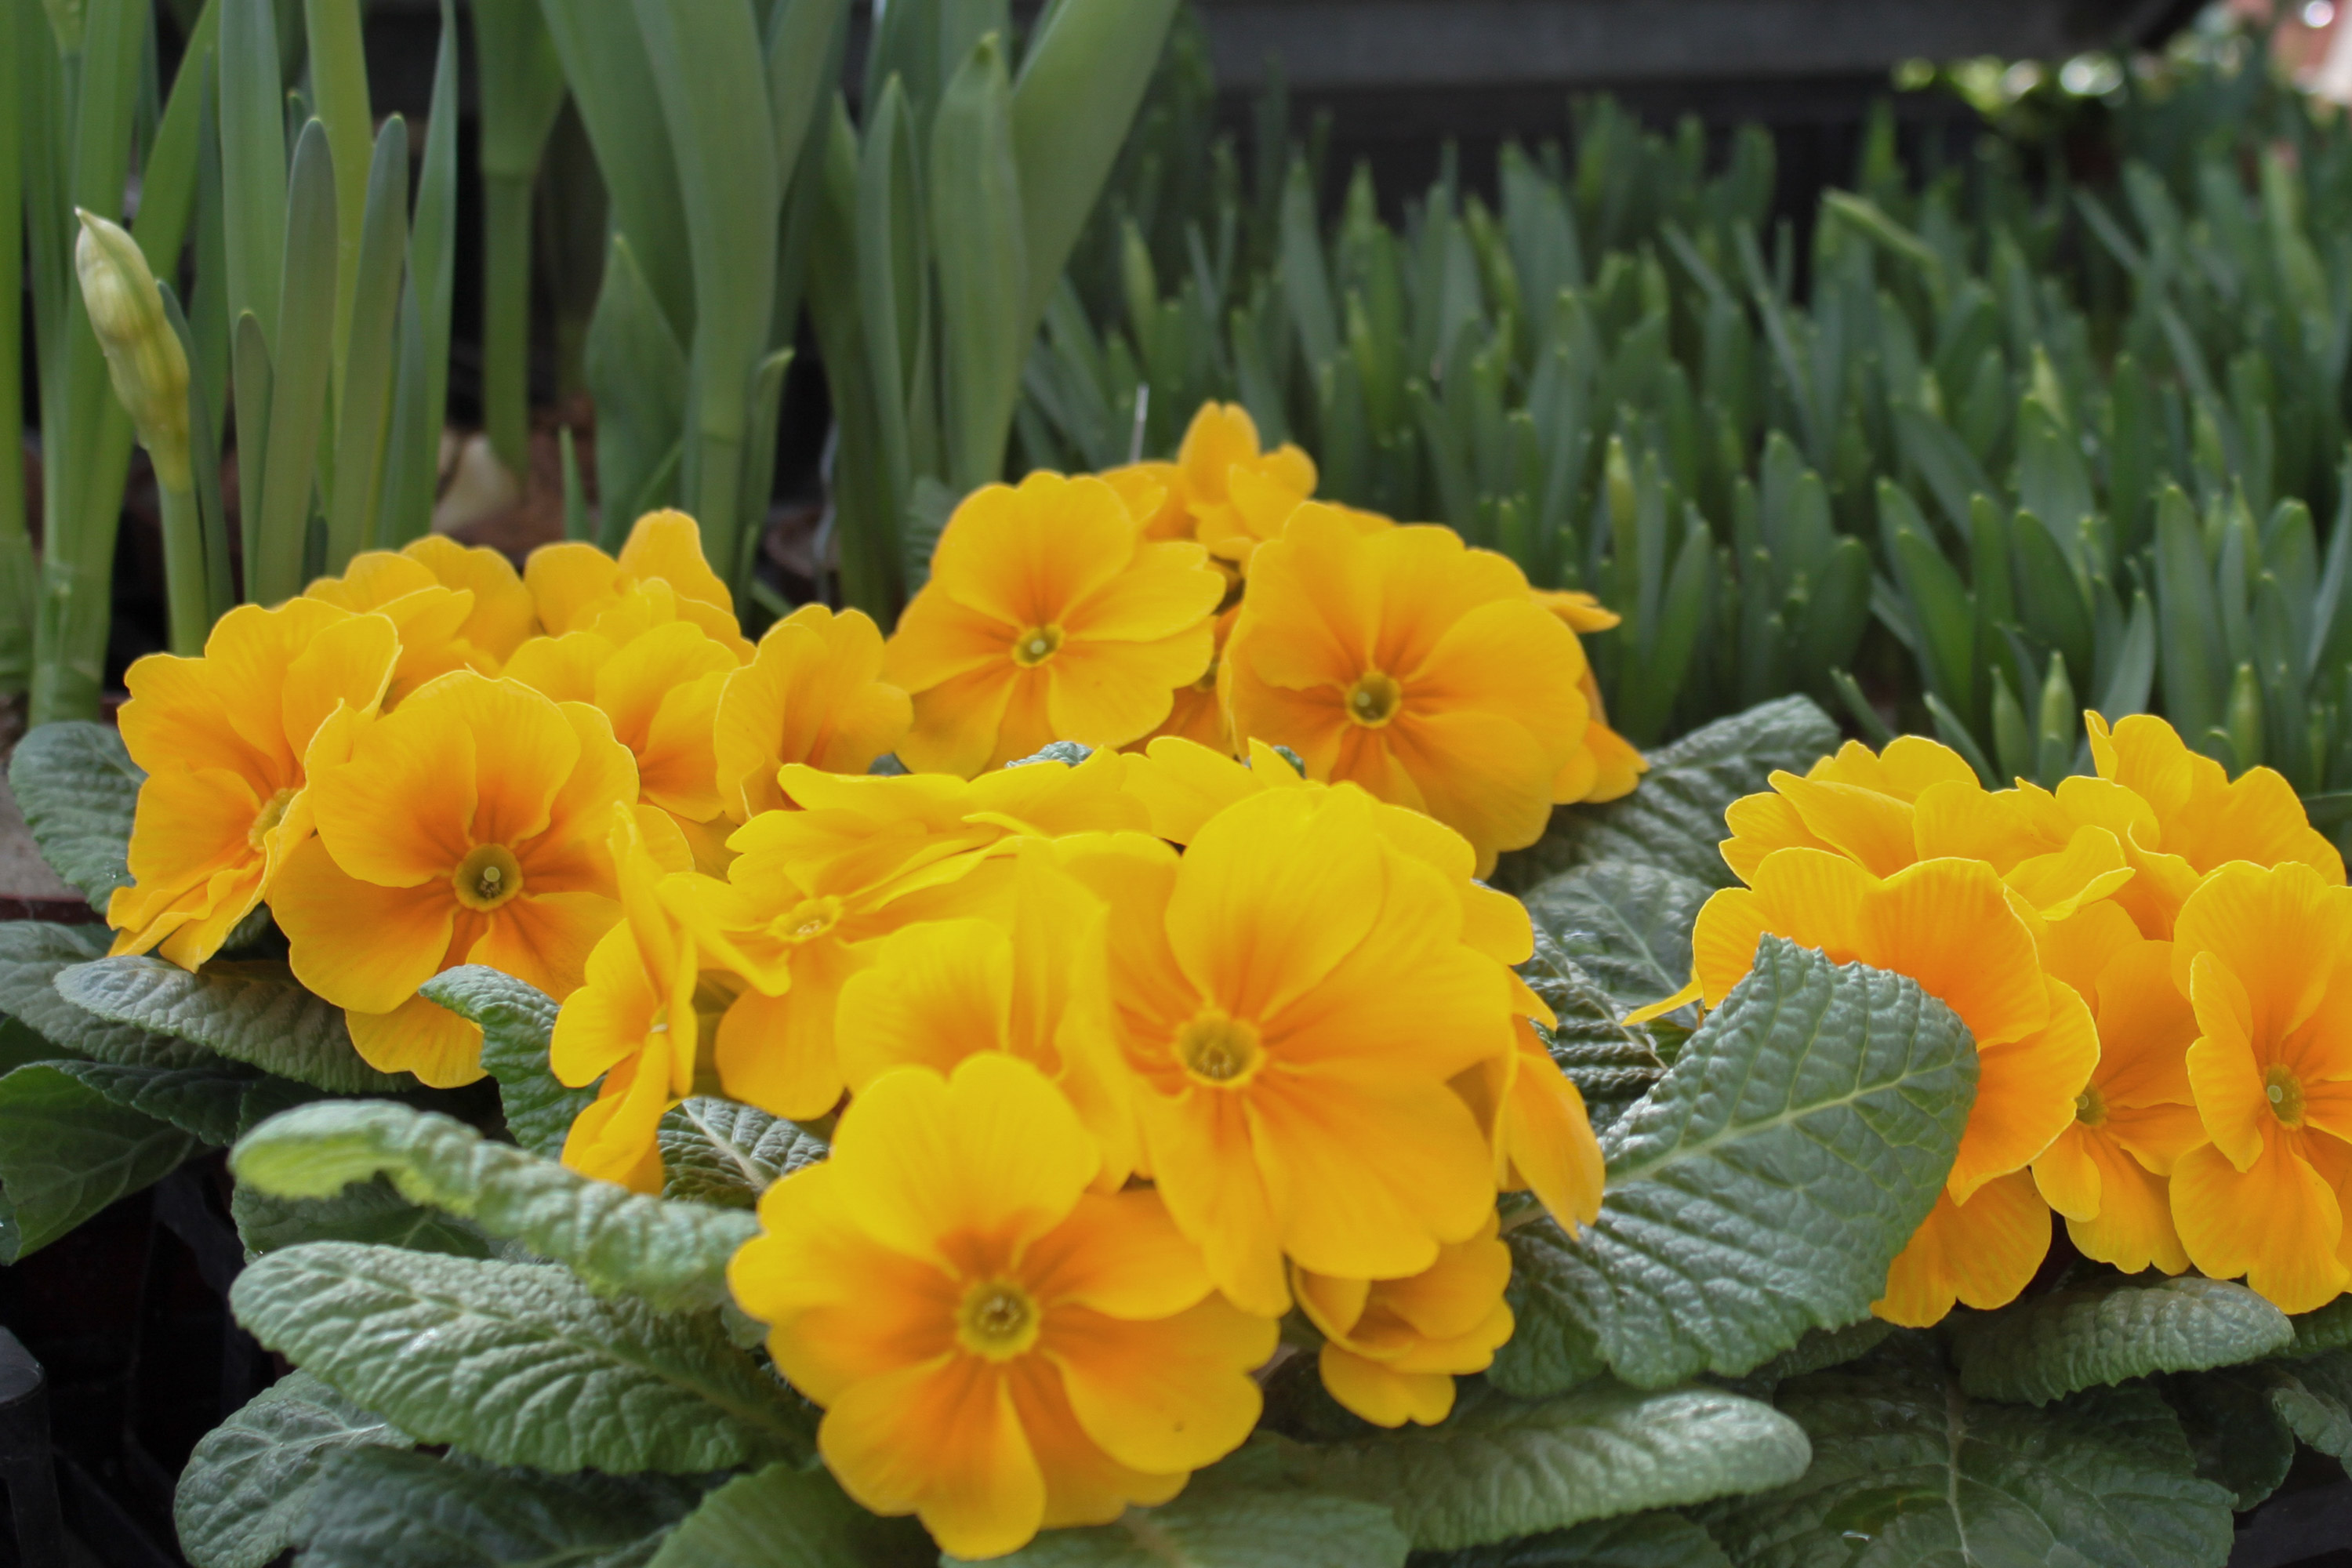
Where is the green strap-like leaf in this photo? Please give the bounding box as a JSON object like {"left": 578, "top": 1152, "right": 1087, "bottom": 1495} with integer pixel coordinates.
{"left": 54, "top": 954, "right": 407, "bottom": 1092}
{"left": 6, "top": 720, "right": 140, "bottom": 905}
{"left": 229, "top": 1241, "right": 812, "bottom": 1472}
{"left": 232, "top": 1174, "right": 495, "bottom": 1261}
{"left": 0, "top": 1061, "right": 199, "bottom": 1261}
{"left": 173, "top": 1371, "right": 413, "bottom": 1568}
{"left": 233, "top": 1101, "right": 757, "bottom": 1312}
{"left": 1279, "top": 1380, "right": 1808, "bottom": 1553}
{"left": 658, "top": 1098, "right": 827, "bottom": 1210}
{"left": 1497, "top": 938, "right": 1975, "bottom": 1395}
{"left": 646, "top": 1461, "right": 928, "bottom": 1568}
{"left": 292, "top": 1448, "right": 709, "bottom": 1567}
{"left": 1951, "top": 1275, "right": 2294, "bottom": 1406}
{"left": 419, "top": 964, "right": 585, "bottom": 1157}
{"left": 0, "top": 922, "right": 205, "bottom": 1064}
{"left": 1522, "top": 861, "right": 1711, "bottom": 1019}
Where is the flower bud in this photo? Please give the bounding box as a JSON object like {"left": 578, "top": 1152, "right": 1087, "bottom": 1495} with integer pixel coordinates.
{"left": 74, "top": 209, "right": 192, "bottom": 492}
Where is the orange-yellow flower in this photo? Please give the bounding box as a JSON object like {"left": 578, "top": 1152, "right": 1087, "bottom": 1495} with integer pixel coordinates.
{"left": 1100, "top": 461, "right": 1194, "bottom": 543}
{"left": 1293, "top": 1213, "right": 1515, "bottom": 1428}
{"left": 399, "top": 535, "right": 538, "bottom": 663}
{"left": 1221, "top": 506, "right": 1603, "bottom": 874}
{"left": 2031, "top": 902, "right": 2203, "bottom": 1275}
{"left": 1133, "top": 604, "right": 1238, "bottom": 754}
{"left": 1058, "top": 786, "right": 1511, "bottom": 1316}
{"left": 524, "top": 510, "right": 751, "bottom": 658}
{"left": 272, "top": 673, "right": 637, "bottom": 1087}
{"left": 1176, "top": 401, "right": 1317, "bottom": 571}
{"left": 305, "top": 537, "right": 536, "bottom": 704}
{"left": 107, "top": 601, "right": 399, "bottom": 968}
{"left": 833, "top": 837, "right": 1140, "bottom": 1185}
{"left": 884, "top": 472, "right": 1225, "bottom": 776}
{"left": 728, "top": 1054, "right": 1275, "bottom": 1559}
{"left": 712, "top": 604, "right": 909, "bottom": 821}
{"left": 2169, "top": 861, "right": 2352, "bottom": 1312}
{"left": 1646, "top": 848, "right": 2098, "bottom": 1326}
{"left": 551, "top": 804, "right": 700, "bottom": 1193}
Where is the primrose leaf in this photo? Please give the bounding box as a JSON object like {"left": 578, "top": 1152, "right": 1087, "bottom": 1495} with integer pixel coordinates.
{"left": 646, "top": 1461, "right": 931, "bottom": 1568}
{"left": 418, "top": 964, "right": 584, "bottom": 1157}
{"left": 1496, "top": 938, "right": 1976, "bottom": 1395}
{"left": 1951, "top": 1274, "right": 2294, "bottom": 1406}
{"left": 1518, "top": 932, "right": 1668, "bottom": 1136}
{"left": 1495, "top": 695, "right": 1837, "bottom": 892}
{"left": 2161, "top": 1367, "right": 2297, "bottom": 1510}
{"left": 0, "top": 1062, "right": 199, "bottom": 1261}
{"left": 1521, "top": 861, "right": 1711, "bottom": 1020}
{"left": 232, "top": 1101, "right": 756, "bottom": 1312}
{"left": 292, "top": 1448, "right": 708, "bottom": 1567}
{"left": 1427, "top": 1511, "right": 1733, "bottom": 1567}
{"left": 657, "top": 1098, "right": 828, "bottom": 1209}
{"left": 1278, "top": 1379, "right": 1808, "bottom": 1552}
{"left": 54, "top": 955, "right": 408, "bottom": 1092}
{"left": 42, "top": 1056, "right": 314, "bottom": 1145}
{"left": 232, "top": 1174, "right": 495, "bottom": 1260}
{"left": 8, "top": 720, "right": 142, "bottom": 906}
{"left": 2288, "top": 1294, "right": 2352, "bottom": 1356}
{"left": 1701, "top": 1334, "right": 2235, "bottom": 1568}
{"left": 975, "top": 1473, "right": 1407, "bottom": 1568}
{"left": 0, "top": 922, "right": 207, "bottom": 1065}
{"left": 173, "top": 1371, "right": 413, "bottom": 1568}
{"left": 229, "top": 1242, "right": 812, "bottom": 1473}
{"left": 2266, "top": 1348, "right": 2352, "bottom": 1461}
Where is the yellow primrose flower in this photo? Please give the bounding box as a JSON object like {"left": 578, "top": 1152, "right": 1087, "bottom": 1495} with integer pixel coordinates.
{"left": 1293, "top": 1212, "right": 1515, "bottom": 1428}
{"left": 712, "top": 604, "right": 910, "bottom": 822}
{"left": 506, "top": 617, "right": 739, "bottom": 836}
{"left": 552, "top": 804, "right": 700, "bottom": 1194}
{"left": 273, "top": 672, "right": 637, "bottom": 1087}
{"left": 524, "top": 510, "right": 751, "bottom": 658}
{"left": 1176, "top": 401, "right": 1318, "bottom": 572}
{"left": 885, "top": 472, "right": 1225, "bottom": 776}
{"left": 1452, "top": 1016, "right": 1607, "bottom": 1235}
{"left": 1100, "top": 460, "right": 1195, "bottom": 543}
{"left": 728, "top": 1054, "right": 1275, "bottom": 1559}
{"left": 2169, "top": 861, "right": 2352, "bottom": 1312}
{"left": 1222, "top": 506, "right": 1603, "bottom": 875}
{"left": 1132, "top": 604, "right": 1239, "bottom": 755}
{"left": 399, "top": 535, "right": 537, "bottom": 663}
{"left": 1060, "top": 786, "right": 1510, "bottom": 1316}
{"left": 1530, "top": 591, "right": 1647, "bottom": 802}
{"left": 303, "top": 557, "right": 485, "bottom": 706}
{"left": 1646, "top": 848, "right": 2098, "bottom": 1326}
{"left": 833, "top": 837, "right": 1139, "bottom": 1185}
{"left": 107, "top": 601, "right": 399, "bottom": 968}
{"left": 2031, "top": 902, "right": 2203, "bottom": 1275}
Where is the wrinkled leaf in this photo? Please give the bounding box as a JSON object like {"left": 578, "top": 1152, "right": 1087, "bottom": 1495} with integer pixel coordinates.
{"left": 293, "top": 1448, "right": 707, "bottom": 1567}
{"left": 647, "top": 1461, "right": 929, "bottom": 1568}
{"left": 1428, "top": 1511, "right": 1733, "bottom": 1567}
{"left": 45, "top": 1055, "right": 312, "bottom": 1145}
{"left": 1522, "top": 862, "right": 1711, "bottom": 1018}
{"left": 7, "top": 720, "right": 142, "bottom": 905}
{"left": 232, "top": 1174, "right": 494, "bottom": 1261}
{"left": 2161, "top": 1367, "right": 2297, "bottom": 1511}
{"left": 419, "top": 965, "right": 583, "bottom": 1157}
{"left": 1951, "top": 1275, "right": 2293, "bottom": 1406}
{"left": 0, "top": 1061, "right": 198, "bottom": 1261}
{"left": 55, "top": 955, "right": 406, "bottom": 1092}
{"left": 174, "top": 1372, "right": 412, "bottom": 1568}
{"left": 0, "top": 923, "right": 205, "bottom": 1065}
{"left": 658, "top": 1098, "right": 827, "bottom": 1210}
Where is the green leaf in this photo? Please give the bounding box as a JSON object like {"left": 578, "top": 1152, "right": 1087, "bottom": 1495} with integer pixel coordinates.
{"left": 2288, "top": 1294, "right": 2352, "bottom": 1356}
{"left": 1426, "top": 1511, "right": 1732, "bottom": 1567}
{"left": 232, "top": 1174, "right": 494, "bottom": 1260}
{"left": 658, "top": 1098, "right": 827, "bottom": 1210}
{"left": 250, "top": 118, "right": 339, "bottom": 606}
{"left": 1518, "top": 933, "right": 1667, "bottom": 1135}
{"left": 44, "top": 1056, "right": 311, "bottom": 1145}
{"left": 2266, "top": 1348, "right": 2352, "bottom": 1461}
{"left": 0, "top": 922, "right": 207, "bottom": 1065}
{"left": 2161, "top": 1367, "right": 2296, "bottom": 1511}
{"left": 6, "top": 720, "right": 140, "bottom": 904}
{"left": 233, "top": 1101, "right": 756, "bottom": 1312}
{"left": 647, "top": 1461, "right": 930, "bottom": 1568}
{"left": 1522, "top": 862, "right": 1711, "bottom": 1018}
{"left": 584, "top": 232, "right": 688, "bottom": 533}
{"left": 975, "top": 1455, "right": 1408, "bottom": 1568}
{"left": 173, "top": 1370, "right": 413, "bottom": 1568}
{"left": 229, "top": 1242, "right": 812, "bottom": 1472}
{"left": 1496, "top": 939, "right": 1975, "bottom": 1395}
{"left": 1495, "top": 697, "right": 1838, "bottom": 893}
{"left": 1951, "top": 1275, "right": 2294, "bottom": 1406}
{"left": 1703, "top": 1335, "right": 2235, "bottom": 1568}
{"left": 419, "top": 965, "right": 583, "bottom": 1157}
{"left": 0, "top": 1062, "right": 199, "bottom": 1261}
{"left": 53, "top": 955, "right": 408, "bottom": 1092}
{"left": 293, "top": 1448, "right": 708, "bottom": 1567}
{"left": 1279, "top": 1379, "right": 1807, "bottom": 1553}
{"left": 932, "top": 33, "right": 1029, "bottom": 495}
{"left": 1735, "top": 1320, "right": 1895, "bottom": 1388}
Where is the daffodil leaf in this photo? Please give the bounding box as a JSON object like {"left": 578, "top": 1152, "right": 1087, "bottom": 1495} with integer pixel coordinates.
{"left": 1276, "top": 1379, "right": 1807, "bottom": 1553}
{"left": 231, "top": 1101, "right": 757, "bottom": 1312}
{"left": 1519, "top": 931, "right": 1668, "bottom": 1136}
{"left": 418, "top": 964, "right": 584, "bottom": 1158}
{"left": 2288, "top": 1294, "right": 2352, "bottom": 1356}
{"left": 232, "top": 1173, "right": 495, "bottom": 1261}
{"left": 657, "top": 1098, "right": 827, "bottom": 1210}
{"left": 173, "top": 1371, "right": 414, "bottom": 1568}
{"left": 1520, "top": 861, "right": 1711, "bottom": 1021}
{"left": 0, "top": 922, "right": 209, "bottom": 1065}
{"left": 1951, "top": 1275, "right": 2295, "bottom": 1406}
{"left": 644, "top": 1461, "right": 931, "bottom": 1568}
{"left": 2266, "top": 1349, "right": 2352, "bottom": 1461}
{"left": 1423, "top": 1510, "right": 1732, "bottom": 1567}
{"left": 228, "top": 1241, "right": 813, "bottom": 1473}
{"left": 1495, "top": 938, "right": 1976, "bottom": 1396}
{"left": 1494, "top": 695, "right": 1838, "bottom": 893}
{"left": 53, "top": 955, "right": 409, "bottom": 1093}
{"left": 0, "top": 1062, "right": 200, "bottom": 1261}
{"left": 42, "top": 1056, "right": 314, "bottom": 1146}
{"left": 1699, "top": 1334, "right": 2236, "bottom": 1568}
{"left": 291, "top": 1448, "right": 709, "bottom": 1567}
{"left": 2161, "top": 1367, "right": 2297, "bottom": 1511}
{"left": 8, "top": 720, "right": 143, "bottom": 906}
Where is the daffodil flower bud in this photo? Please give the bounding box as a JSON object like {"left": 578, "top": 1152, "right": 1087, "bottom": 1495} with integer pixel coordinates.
{"left": 74, "top": 209, "right": 192, "bottom": 492}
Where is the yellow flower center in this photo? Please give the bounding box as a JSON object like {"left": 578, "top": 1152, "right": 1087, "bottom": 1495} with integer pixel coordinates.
{"left": 2266, "top": 1064, "right": 2307, "bottom": 1127}
{"left": 1011, "top": 626, "right": 1065, "bottom": 668}
{"left": 247, "top": 786, "right": 300, "bottom": 850}
{"left": 1174, "top": 1011, "right": 1265, "bottom": 1088}
{"left": 956, "top": 1279, "right": 1040, "bottom": 1360}
{"left": 771, "top": 896, "right": 843, "bottom": 943}
{"left": 2074, "top": 1085, "right": 2107, "bottom": 1128}
{"left": 1344, "top": 670, "right": 1403, "bottom": 727}
{"left": 452, "top": 844, "right": 525, "bottom": 912}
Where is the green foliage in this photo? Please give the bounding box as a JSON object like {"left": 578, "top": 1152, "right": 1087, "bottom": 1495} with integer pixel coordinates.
{"left": 174, "top": 1371, "right": 412, "bottom": 1568}
{"left": 1521, "top": 862, "right": 1708, "bottom": 1019}
{"left": 231, "top": 1173, "right": 493, "bottom": 1260}
{"left": 2162, "top": 1367, "right": 2298, "bottom": 1511}
{"left": 1516, "top": 934, "right": 1666, "bottom": 1135}
{"left": 2263, "top": 1349, "right": 2352, "bottom": 1462}
{"left": 291, "top": 1449, "right": 709, "bottom": 1567}
{"left": 55, "top": 954, "right": 408, "bottom": 1092}
{"left": 6, "top": 720, "right": 139, "bottom": 904}
{"left": 658, "top": 1098, "right": 828, "bottom": 1210}
{"left": 0, "top": 1060, "right": 197, "bottom": 1261}
{"left": 41, "top": 1054, "right": 310, "bottom": 1144}
{"left": 648, "top": 1462, "right": 931, "bottom": 1568}
{"left": 0, "top": 921, "right": 208, "bottom": 1065}
{"left": 1498, "top": 938, "right": 1973, "bottom": 1395}
{"left": 1951, "top": 1275, "right": 2295, "bottom": 1407}
{"left": 1427, "top": 1512, "right": 1733, "bottom": 1568}
{"left": 976, "top": 1450, "right": 1408, "bottom": 1568}
{"left": 228, "top": 1241, "right": 814, "bottom": 1473}
{"left": 418, "top": 964, "right": 585, "bottom": 1157}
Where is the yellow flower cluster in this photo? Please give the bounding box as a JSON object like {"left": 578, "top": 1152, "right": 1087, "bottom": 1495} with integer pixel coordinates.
{"left": 1637, "top": 713, "right": 2348, "bottom": 1320}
